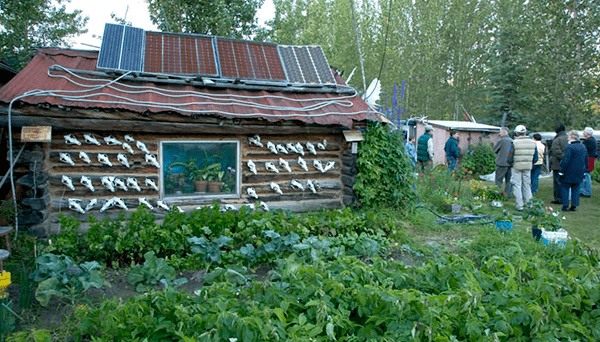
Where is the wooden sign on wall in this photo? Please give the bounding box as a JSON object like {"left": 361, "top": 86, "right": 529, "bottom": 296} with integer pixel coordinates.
{"left": 21, "top": 126, "right": 52, "bottom": 142}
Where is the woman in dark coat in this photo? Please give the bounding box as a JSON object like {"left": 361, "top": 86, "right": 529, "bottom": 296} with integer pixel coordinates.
{"left": 559, "top": 130, "right": 589, "bottom": 211}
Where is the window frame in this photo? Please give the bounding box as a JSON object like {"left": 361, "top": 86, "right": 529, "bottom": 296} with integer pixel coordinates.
{"left": 159, "top": 139, "right": 241, "bottom": 203}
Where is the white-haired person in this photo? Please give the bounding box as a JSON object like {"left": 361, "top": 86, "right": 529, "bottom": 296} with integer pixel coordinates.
{"left": 506, "top": 125, "right": 538, "bottom": 211}
{"left": 580, "top": 127, "right": 598, "bottom": 197}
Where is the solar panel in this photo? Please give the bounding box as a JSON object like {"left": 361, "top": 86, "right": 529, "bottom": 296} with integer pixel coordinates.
{"left": 144, "top": 32, "right": 163, "bottom": 73}
{"left": 278, "top": 45, "right": 335, "bottom": 85}
{"left": 216, "top": 38, "right": 287, "bottom": 81}
{"left": 97, "top": 25, "right": 336, "bottom": 87}
{"left": 97, "top": 24, "right": 145, "bottom": 72}
{"left": 261, "top": 44, "right": 287, "bottom": 81}
{"left": 144, "top": 33, "right": 218, "bottom": 76}
{"left": 232, "top": 41, "right": 253, "bottom": 78}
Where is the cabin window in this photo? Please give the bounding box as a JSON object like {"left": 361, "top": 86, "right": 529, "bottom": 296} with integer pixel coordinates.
{"left": 160, "top": 141, "right": 239, "bottom": 199}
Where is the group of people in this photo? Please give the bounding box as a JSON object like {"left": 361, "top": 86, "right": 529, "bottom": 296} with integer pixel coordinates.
{"left": 494, "top": 124, "right": 598, "bottom": 212}
{"left": 404, "top": 124, "right": 460, "bottom": 171}
{"left": 405, "top": 123, "right": 598, "bottom": 213}
{"left": 549, "top": 125, "right": 598, "bottom": 211}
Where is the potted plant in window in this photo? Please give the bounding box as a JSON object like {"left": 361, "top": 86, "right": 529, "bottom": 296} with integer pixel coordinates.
{"left": 169, "top": 158, "right": 200, "bottom": 191}
{"left": 208, "top": 170, "right": 225, "bottom": 193}
{"left": 169, "top": 158, "right": 221, "bottom": 193}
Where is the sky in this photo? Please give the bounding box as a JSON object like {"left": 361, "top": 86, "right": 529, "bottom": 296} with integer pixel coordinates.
{"left": 64, "top": 0, "right": 275, "bottom": 50}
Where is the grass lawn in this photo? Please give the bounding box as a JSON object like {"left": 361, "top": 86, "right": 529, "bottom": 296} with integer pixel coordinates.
{"left": 404, "top": 174, "right": 600, "bottom": 253}
{"left": 509, "top": 176, "right": 600, "bottom": 250}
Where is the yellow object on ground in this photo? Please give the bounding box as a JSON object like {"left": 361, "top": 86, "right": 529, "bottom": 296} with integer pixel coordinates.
{"left": 0, "top": 271, "right": 11, "bottom": 299}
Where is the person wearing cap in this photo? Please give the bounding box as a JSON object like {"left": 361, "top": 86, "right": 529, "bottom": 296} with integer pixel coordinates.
{"left": 493, "top": 127, "right": 513, "bottom": 198}
{"left": 559, "top": 130, "right": 588, "bottom": 211}
{"left": 549, "top": 125, "right": 568, "bottom": 204}
{"left": 417, "top": 124, "right": 434, "bottom": 171}
{"left": 580, "top": 127, "right": 598, "bottom": 197}
{"left": 530, "top": 133, "right": 545, "bottom": 195}
{"left": 444, "top": 130, "right": 460, "bottom": 170}
{"left": 507, "top": 125, "right": 538, "bottom": 211}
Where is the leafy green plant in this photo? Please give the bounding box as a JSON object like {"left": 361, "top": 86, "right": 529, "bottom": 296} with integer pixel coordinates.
{"left": 354, "top": 122, "right": 417, "bottom": 209}
{"left": 127, "top": 251, "right": 187, "bottom": 292}
{"left": 460, "top": 141, "right": 496, "bottom": 176}
{"left": 0, "top": 200, "right": 20, "bottom": 226}
{"left": 76, "top": 231, "right": 600, "bottom": 342}
{"left": 494, "top": 210, "right": 513, "bottom": 222}
{"left": 1, "top": 297, "right": 17, "bottom": 341}
{"left": 45, "top": 214, "right": 83, "bottom": 259}
{"left": 6, "top": 328, "right": 52, "bottom": 342}
{"left": 169, "top": 157, "right": 221, "bottom": 182}
{"left": 591, "top": 161, "right": 600, "bottom": 183}
{"left": 188, "top": 235, "right": 233, "bottom": 273}
{"left": 524, "top": 198, "right": 564, "bottom": 231}
{"left": 29, "top": 254, "right": 106, "bottom": 306}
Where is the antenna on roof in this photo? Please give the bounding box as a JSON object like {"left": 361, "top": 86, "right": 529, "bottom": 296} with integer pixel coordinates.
{"left": 161, "top": 6, "right": 170, "bottom": 31}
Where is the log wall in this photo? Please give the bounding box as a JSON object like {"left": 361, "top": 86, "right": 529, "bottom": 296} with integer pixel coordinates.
{"left": 41, "top": 130, "right": 348, "bottom": 234}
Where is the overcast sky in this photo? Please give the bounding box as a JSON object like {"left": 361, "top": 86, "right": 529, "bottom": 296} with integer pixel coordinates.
{"left": 64, "top": 0, "right": 275, "bottom": 50}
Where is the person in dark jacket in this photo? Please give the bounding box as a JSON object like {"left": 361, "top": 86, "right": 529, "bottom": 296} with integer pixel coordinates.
{"left": 493, "top": 127, "right": 513, "bottom": 198}
{"left": 580, "top": 127, "right": 598, "bottom": 197}
{"left": 549, "top": 125, "right": 568, "bottom": 204}
{"left": 559, "top": 130, "right": 588, "bottom": 211}
{"left": 444, "top": 130, "right": 460, "bottom": 170}
{"left": 417, "top": 125, "right": 434, "bottom": 171}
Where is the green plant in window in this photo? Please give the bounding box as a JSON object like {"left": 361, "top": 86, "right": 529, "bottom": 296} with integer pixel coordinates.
{"left": 169, "top": 157, "right": 221, "bottom": 182}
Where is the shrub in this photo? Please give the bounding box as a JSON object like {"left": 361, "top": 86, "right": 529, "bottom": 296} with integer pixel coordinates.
{"left": 591, "top": 161, "right": 600, "bottom": 183}
{"left": 460, "top": 141, "right": 496, "bottom": 176}
{"left": 354, "top": 122, "right": 417, "bottom": 209}
{"left": 127, "top": 251, "right": 187, "bottom": 292}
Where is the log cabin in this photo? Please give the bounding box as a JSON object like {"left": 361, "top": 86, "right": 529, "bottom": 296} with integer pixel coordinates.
{"left": 0, "top": 25, "right": 375, "bottom": 236}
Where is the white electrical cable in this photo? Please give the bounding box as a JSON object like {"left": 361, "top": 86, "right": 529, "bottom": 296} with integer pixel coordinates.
{"left": 41, "top": 65, "right": 368, "bottom": 116}
{"left": 49, "top": 65, "right": 359, "bottom": 98}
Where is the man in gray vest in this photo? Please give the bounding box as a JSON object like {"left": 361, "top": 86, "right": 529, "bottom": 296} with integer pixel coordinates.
{"left": 507, "top": 125, "right": 538, "bottom": 211}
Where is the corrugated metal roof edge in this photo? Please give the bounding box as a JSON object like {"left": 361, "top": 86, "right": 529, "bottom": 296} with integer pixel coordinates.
{"left": 427, "top": 120, "right": 501, "bottom": 133}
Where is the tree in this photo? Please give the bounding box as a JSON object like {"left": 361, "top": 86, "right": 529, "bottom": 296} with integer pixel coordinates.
{"left": 146, "top": 0, "right": 263, "bottom": 38}
{"left": 252, "top": 0, "right": 600, "bottom": 129}
{"left": 0, "top": 0, "right": 87, "bottom": 68}
{"left": 480, "top": 1, "right": 532, "bottom": 129}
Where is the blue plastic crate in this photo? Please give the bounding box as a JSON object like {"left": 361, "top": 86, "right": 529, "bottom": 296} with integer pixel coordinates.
{"left": 495, "top": 220, "right": 513, "bottom": 231}
{"left": 541, "top": 238, "right": 567, "bottom": 247}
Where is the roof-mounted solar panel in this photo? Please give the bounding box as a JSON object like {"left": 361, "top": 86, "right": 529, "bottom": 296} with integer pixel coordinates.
{"left": 97, "top": 24, "right": 145, "bottom": 72}
{"left": 143, "top": 32, "right": 218, "bottom": 76}
{"left": 278, "top": 45, "right": 335, "bottom": 85}
{"left": 216, "top": 38, "right": 287, "bottom": 81}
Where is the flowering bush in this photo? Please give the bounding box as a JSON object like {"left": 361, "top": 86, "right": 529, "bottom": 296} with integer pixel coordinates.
{"left": 524, "top": 198, "right": 565, "bottom": 231}
{"left": 416, "top": 166, "right": 476, "bottom": 209}
{"left": 470, "top": 181, "right": 505, "bottom": 202}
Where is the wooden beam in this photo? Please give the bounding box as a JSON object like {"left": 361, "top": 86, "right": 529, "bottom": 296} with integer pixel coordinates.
{"left": 0, "top": 110, "right": 344, "bottom": 135}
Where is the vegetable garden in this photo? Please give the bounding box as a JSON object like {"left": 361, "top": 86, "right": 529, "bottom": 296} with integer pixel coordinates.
{"left": 2, "top": 123, "right": 600, "bottom": 341}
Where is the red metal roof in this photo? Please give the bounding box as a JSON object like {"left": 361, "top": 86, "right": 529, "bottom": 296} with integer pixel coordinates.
{"left": 0, "top": 48, "right": 374, "bottom": 128}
